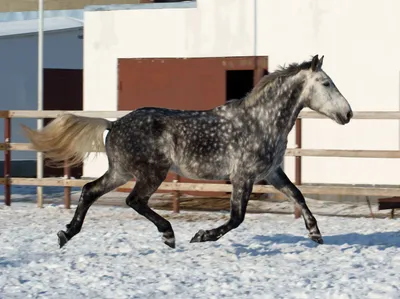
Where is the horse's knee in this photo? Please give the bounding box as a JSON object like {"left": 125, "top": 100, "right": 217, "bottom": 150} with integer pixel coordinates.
{"left": 126, "top": 196, "right": 147, "bottom": 214}
{"left": 126, "top": 196, "right": 138, "bottom": 209}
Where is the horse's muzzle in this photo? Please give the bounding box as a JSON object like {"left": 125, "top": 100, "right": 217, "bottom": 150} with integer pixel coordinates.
{"left": 336, "top": 109, "right": 353, "bottom": 125}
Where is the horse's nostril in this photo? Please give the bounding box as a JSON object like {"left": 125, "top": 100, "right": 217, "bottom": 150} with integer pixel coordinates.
{"left": 347, "top": 110, "right": 353, "bottom": 120}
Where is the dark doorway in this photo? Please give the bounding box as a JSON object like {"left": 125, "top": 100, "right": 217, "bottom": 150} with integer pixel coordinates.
{"left": 43, "top": 68, "right": 83, "bottom": 178}
{"left": 226, "top": 70, "right": 254, "bottom": 102}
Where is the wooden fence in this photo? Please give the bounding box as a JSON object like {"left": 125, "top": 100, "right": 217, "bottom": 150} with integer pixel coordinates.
{"left": 2, "top": 110, "right": 400, "bottom": 214}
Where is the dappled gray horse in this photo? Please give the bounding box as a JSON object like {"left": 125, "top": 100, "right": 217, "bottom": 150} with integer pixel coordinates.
{"left": 23, "top": 55, "right": 353, "bottom": 249}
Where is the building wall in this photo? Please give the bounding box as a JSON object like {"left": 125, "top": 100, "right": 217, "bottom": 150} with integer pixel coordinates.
{"left": 256, "top": 0, "right": 400, "bottom": 185}
{"left": 83, "top": 0, "right": 400, "bottom": 186}
{"left": 83, "top": 0, "right": 255, "bottom": 177}
{"left": 0, "top": 29, "right": 83, "bottom": 163}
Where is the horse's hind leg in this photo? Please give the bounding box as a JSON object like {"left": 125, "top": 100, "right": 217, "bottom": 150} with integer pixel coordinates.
{"left": 57, "top": 168, "right": 130, "bottom": 248}
{"left": 190, "top": 177, "right": 253, "bottom": 243}
{"left": 266, "top": 167, "right": 323, "bottom": 244}
{"left": 125, "top": 171, "right": 175, "bottom": 248}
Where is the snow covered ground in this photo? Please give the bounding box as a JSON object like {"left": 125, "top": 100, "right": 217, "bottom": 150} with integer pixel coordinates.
{"left": 0, "top": 200, "right": 399, "bottom": 299}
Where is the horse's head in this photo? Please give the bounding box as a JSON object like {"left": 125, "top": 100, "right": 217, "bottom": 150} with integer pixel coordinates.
{"left": 300, "top": 55, "right": 353, "bottom": 125}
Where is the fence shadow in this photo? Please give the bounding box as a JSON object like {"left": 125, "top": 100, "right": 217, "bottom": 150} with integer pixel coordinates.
{"left": 254, "top": 231, "right": 400, "bottom": 247}
{"left": 231, "top": 231, "right": 400, "bottom": 257}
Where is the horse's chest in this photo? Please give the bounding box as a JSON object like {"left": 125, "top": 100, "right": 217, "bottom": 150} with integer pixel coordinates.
{"left": 272, "top": 137, "right": 288, "bottom": 162}
{"left": 254, "top": 137, "right": 287, "bottom": 176}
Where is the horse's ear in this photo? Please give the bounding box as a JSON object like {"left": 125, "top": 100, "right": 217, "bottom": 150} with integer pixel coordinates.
{"left": 317, "top": 55, "right": 324, "bottom": 69}
{"left": 311, "top": 54, "right": 319, "bottom": 71}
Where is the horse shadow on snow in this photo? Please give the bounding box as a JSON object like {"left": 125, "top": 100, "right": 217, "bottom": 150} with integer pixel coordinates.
{"left": 231, "top": 231, "right": 400, "bottom": 257}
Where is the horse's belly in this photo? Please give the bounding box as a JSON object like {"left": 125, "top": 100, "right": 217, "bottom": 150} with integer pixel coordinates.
{"left": 169, "top": 164, "right": 229, "bottom": 181}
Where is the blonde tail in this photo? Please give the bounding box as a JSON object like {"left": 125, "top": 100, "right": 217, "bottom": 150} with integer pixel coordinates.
{"left": 21, "top": 114, "right": 112, "bottom": 168}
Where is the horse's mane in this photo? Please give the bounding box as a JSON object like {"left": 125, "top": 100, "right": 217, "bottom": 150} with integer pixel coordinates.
{"left": 231, "top": 58, "right": 313, "bottom": 108}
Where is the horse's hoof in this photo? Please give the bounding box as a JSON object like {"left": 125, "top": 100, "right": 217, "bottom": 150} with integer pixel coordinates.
{"left": 57, "top": 230, "right": 69, "bottom": 248}
{"left": 310, "top": 234, "right": 324, "bottom": 244}
{"left": 190, "top": 230, "right": 206, "bottom": 243}
{"left": 163, "top": 237, "right": 175, "bottom": 249}
{"left": 162, "top": 231, "right": 175, "bottom": 249}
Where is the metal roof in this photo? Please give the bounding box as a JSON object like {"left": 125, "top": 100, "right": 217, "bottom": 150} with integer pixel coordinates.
{"left": 85, "top": 1, "right": 196, "bottom": 11}
{"left": 0, "top": 9, "right": 84, "bottom": 23}
{"left": 0, "top": 16, "right": 83, "bottom": 38}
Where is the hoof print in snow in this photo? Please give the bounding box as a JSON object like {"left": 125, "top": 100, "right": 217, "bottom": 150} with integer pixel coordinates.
{"left": 57, "top": 230, "right": 69, "bottom": 248}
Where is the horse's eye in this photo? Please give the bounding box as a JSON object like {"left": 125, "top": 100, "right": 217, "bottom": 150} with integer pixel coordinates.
{"left": 323, "top": 81, "right": 330, "bottom": 87}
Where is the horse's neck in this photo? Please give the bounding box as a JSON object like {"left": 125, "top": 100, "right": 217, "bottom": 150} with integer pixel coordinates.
{"left": 248, "top": 80, "right": 304, "bottom": 137}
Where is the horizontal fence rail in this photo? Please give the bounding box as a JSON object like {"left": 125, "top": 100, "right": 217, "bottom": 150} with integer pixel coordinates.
{"left": 2, "top": 143, "right": 400, "bottom": 159}
{"left": 1, "top": 110, "right": 400, "bottom": 212}
{"left": 1, "top": 178, "right": 400, "bottom": 197}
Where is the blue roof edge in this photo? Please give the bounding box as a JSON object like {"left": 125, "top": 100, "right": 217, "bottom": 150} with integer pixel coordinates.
{"left": 84, "top": 1, "right": 197, "bottom": 12}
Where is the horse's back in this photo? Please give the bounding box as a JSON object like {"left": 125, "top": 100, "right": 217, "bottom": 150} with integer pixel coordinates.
{"left": 109, "top": 107, "right": 235, "bottom": 179}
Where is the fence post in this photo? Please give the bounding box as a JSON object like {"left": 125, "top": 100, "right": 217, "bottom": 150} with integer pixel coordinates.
{"left": 37, "top": 154, "right": 43, "bottom": 207}
{"left": 172, "top": 174, "right": 180, "bottom": 213}
{"left": 64, "top": 161, "right": 71, "bottom": 209}
{"left": 3, "top": 117, "right": 11, "bottom": 206}
{"left": 294, "top": 118, "right": 302, "bottom": 218}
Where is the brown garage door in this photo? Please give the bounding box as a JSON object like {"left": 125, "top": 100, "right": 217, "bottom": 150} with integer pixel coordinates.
{"left": 117, "top": 57, "right": 268, "bottom": 195}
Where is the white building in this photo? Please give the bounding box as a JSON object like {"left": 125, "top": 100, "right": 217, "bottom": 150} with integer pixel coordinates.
{"left": 81, "top": 0, "right": 400, "bottom": 187}
{"left": 0, "top": 16, "right": 83, "bottom": 176}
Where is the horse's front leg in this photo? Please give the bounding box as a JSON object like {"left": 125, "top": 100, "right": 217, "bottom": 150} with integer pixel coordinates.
{"left": 266, "top": 167, "right": 323, "bottom": 244}
{"left": 190, "top": 178, "right": 253, "bottom": 243}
